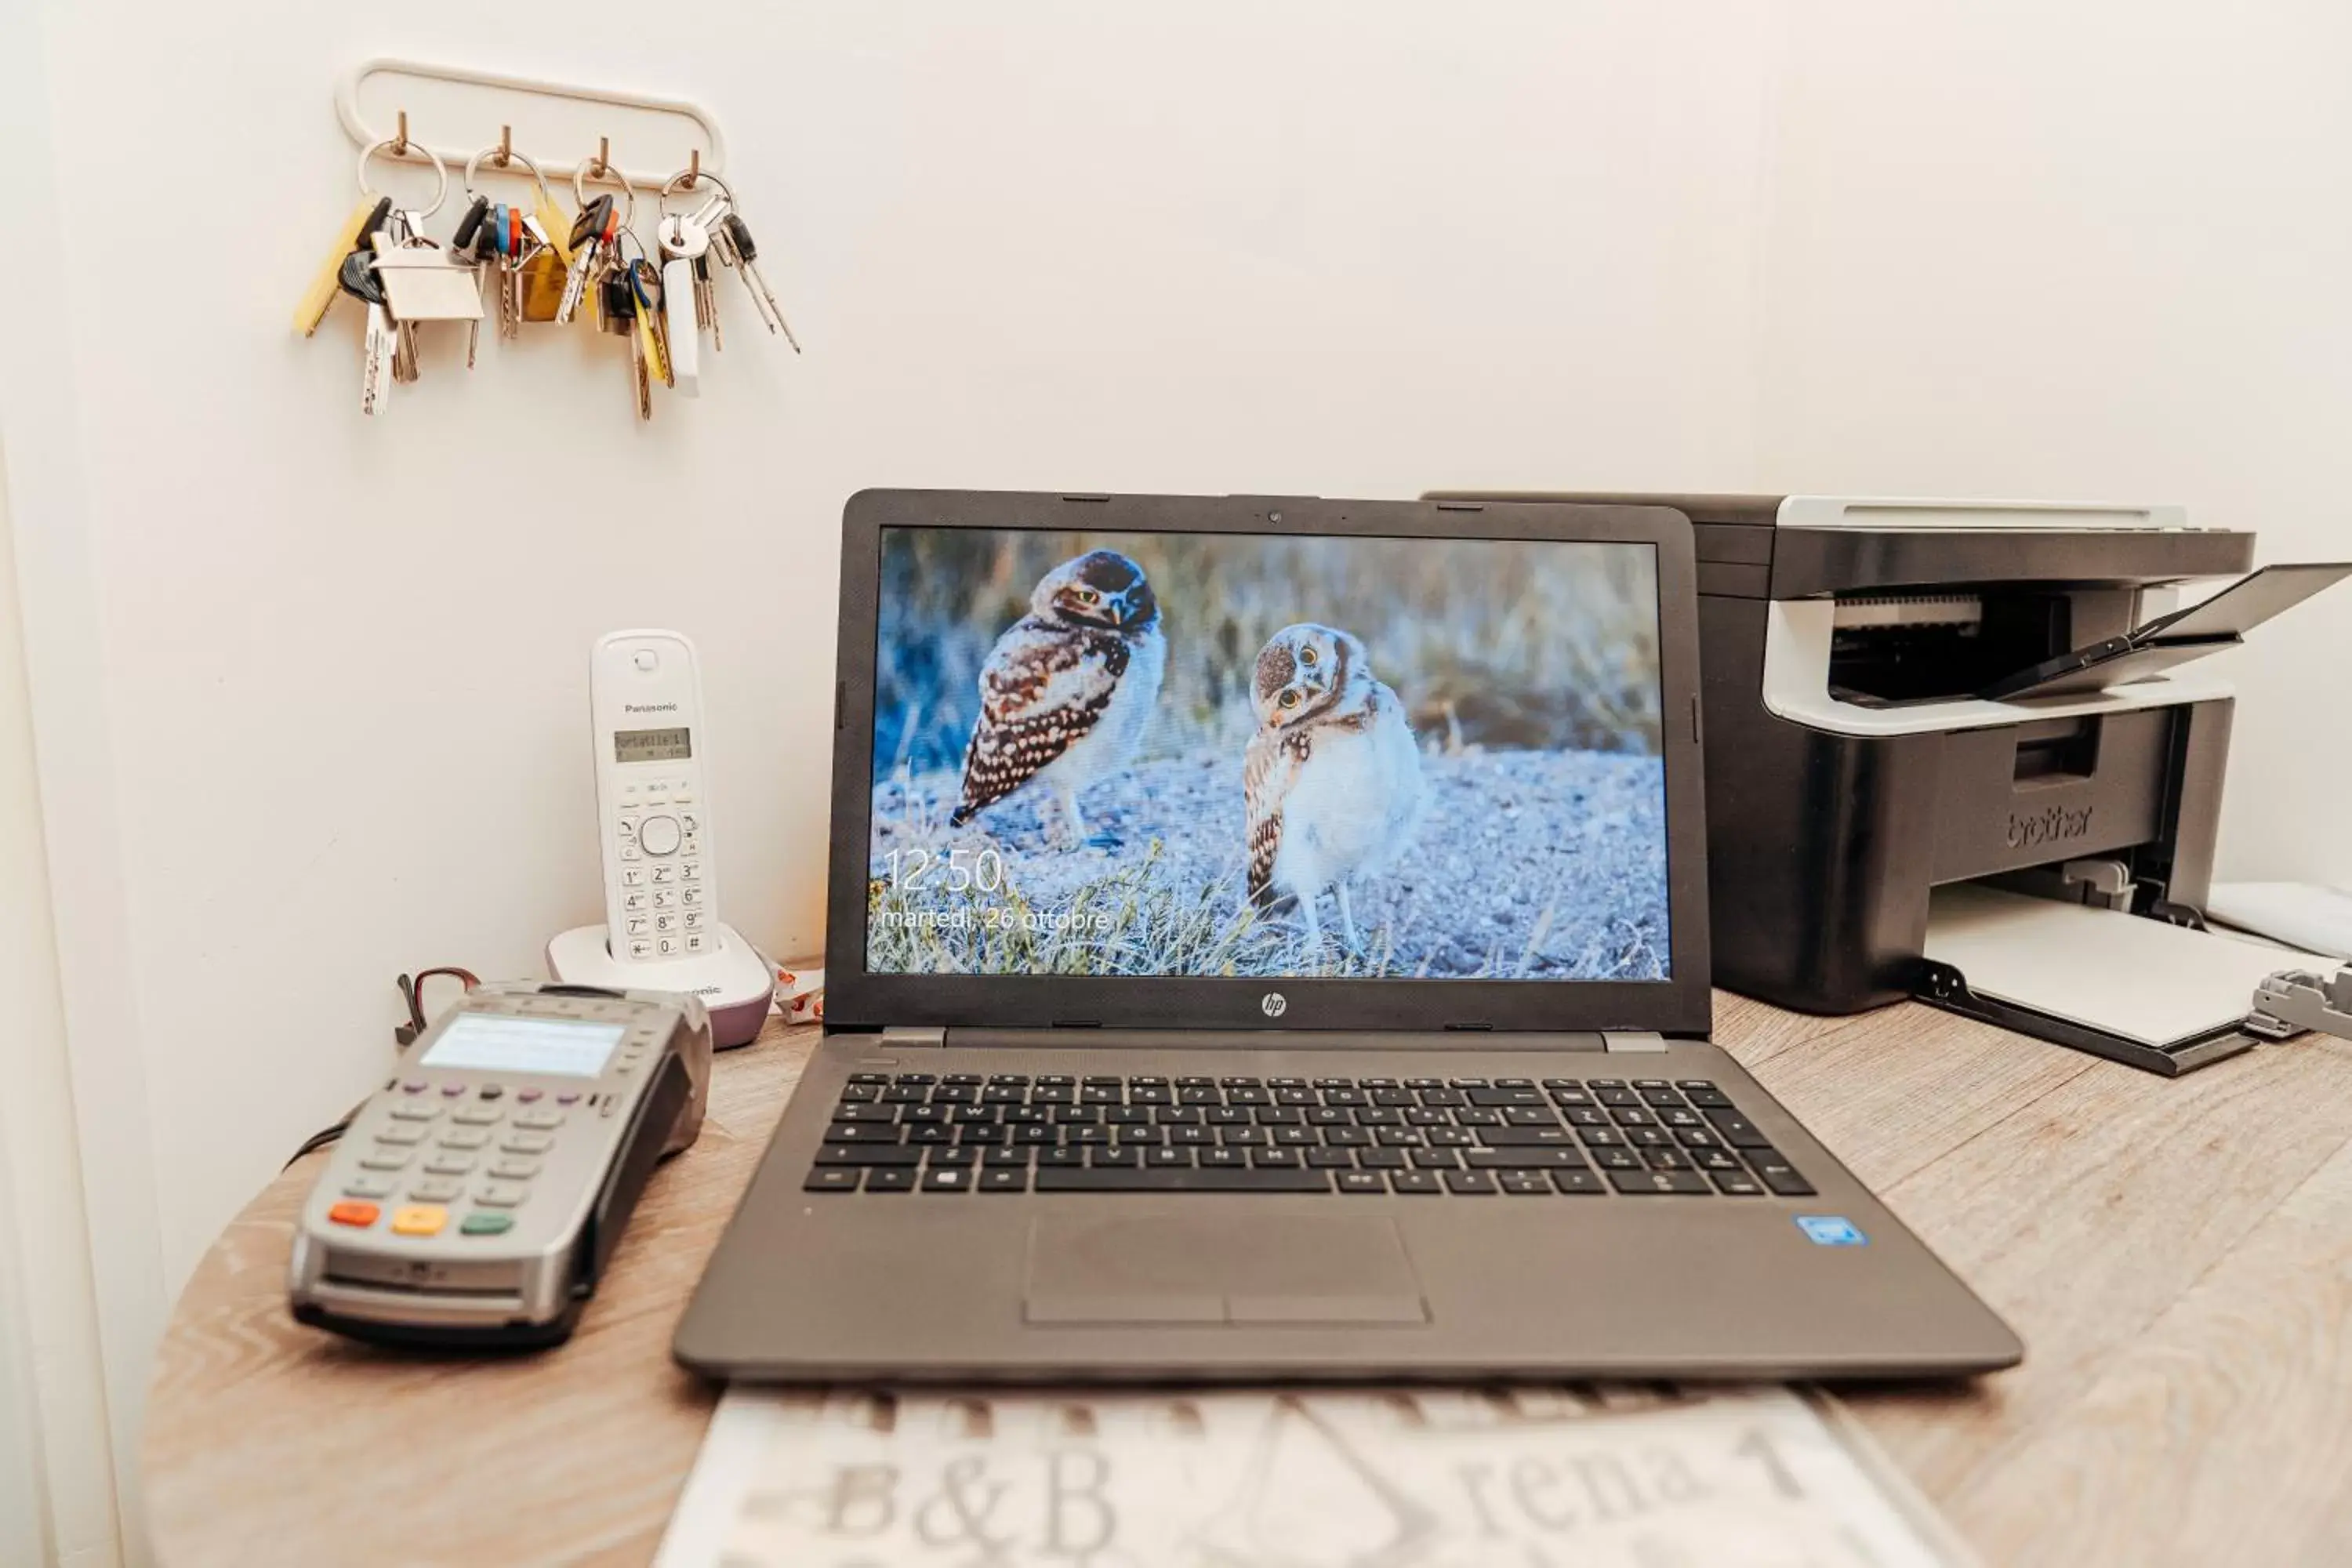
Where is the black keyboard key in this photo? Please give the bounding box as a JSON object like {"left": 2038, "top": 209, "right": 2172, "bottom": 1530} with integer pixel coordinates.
{"left": 978, "top": 1168, "right": 1027, "bottom": 1192}
{"left": 1040, "top": 1147, "right": 1084, "bottom": 1167}
{"left": 838, "top": 1085, "right": 880, "bottom": 1103}
{"left": 1273, "top": 1127, "right": 1314, "bottom": 1147}
{"left": 984, "top": 1146, "right": 1029, "bottom": 1167}
{"left": 895, "top": 1073, "right": 936, "bottom": 1085}
{"left": 1711, "top": 1171, "right": 1764, "bottom": 1196}
{"left": 1337, "top": 1171, "right": 1386, "bottom": 1194}
{"left": 1306, "top": 1149, "right": 1355, "bottom": 1168}
{"left": 1641, "top": 1087, "right": 1683, "bottom": 1106}
{"left": 1503, "top": 1108, "right": 1559, "bottom": 1127}
{"left": 1455, "top": 1109, "right": 1502, "bottom": 1127}
{"left": 1566, "top": 1108, "right": 1609, "bottom": 1127}
{"left": 881, "top": 1086, "right": 926, "bottom": 1104}
{"left": 1751, "top": 1157, "right": 1816, "bottom": 1196}
{"left": 1592, "top": 1149, "right": 1642, "bottom": 1171}
{"left": 981, "top": 1087, "right": 1025, "bottom": 1104}
{"left": 1576, "top": 1127, "right": 1624, "bottom": 1148}
{"left": 1356, "top": 1109, "right": 1403, "bottom": 1127}
{"left": 1091, "top": 1147, "right": 1140, "bottom": 1168}
{"left": 987, "top": 1073, "right": 1030, "bottom": 1085}
{"left": 1323, "top": 1087, "right": 1368, "bottom": 1106}
{"left": 1612, "top": 1108, "right": 1655, "bottom": 1127}
{"left": 1465, "top": 1087, "right": 1541, "bottom": 1107}
{"left": 1132, "top": 1076, "right": 1168, "bottom": 1087}
{"left": 932, "top": 1086, "right": 978, "bottom": 1105}
{"left": 804, "top": 1167, "right": 859, "bottom": 1192}
{"left": 1312, "top": 1077, "right": 1355, "bottom": 1088}
{"left": 1359, "top": 1149, "right": 1407, "bottom": 1170}
{"left": 866, "top": 1167, "right": 917, "bottom": 1192}
{"left": 1549, "top": 1087, "right": 1595, "bottom": 1107}
{"left": 1497, "top": 1171, "right": 1551, "bottom": 1195}
{"left": 1253, "top": 1147, "right": 1302, "bottom": 1168}
{"left": 1033, "top": 1167, "right": 1330, "bottom": 1193}
{"left": 1625, "top": 1128, "right": 1671, "bottom": 1149}
{"left": 1661, "top": 1108, "right": 1704, "bottom": 1128}
{"left": 848, "top": 1073, "right": 889, "bottom": 1084}
{"left": 1221, "top": 1127, "right": 1266, "bottom": 1147}
{"left": 1323, "top": 1127, "right": 1371, "bottom": 1147}
{"left": 815, "top": 1144, "right": 921, "bottom": 1167}
{"left": 1409, "top": 1149, "right": 1461, "bottom": 1170}
{"left": 957, "top": 1125, "right": 1007, "bottom": 1145}
{"left": 1477, "top": 1127, "right": 1576, "bottom": 1147}
{"left": 1684, "top": 1087, "right": 1733, "bottom": 1109}
{"left": 1146, "top": 1147, "right": 1191, "bottom": 1167}
{"left": 1595, "top": 1087, "right": 1640, "bottom": 1107}
{"left": 1207, "top": 1107, "right": 1250, "bottom": 1125}
{"left": 1390, "top": 1171, "right": 1443, "bottom": 1194}
{"left": 1465, "top": 1149, "right": 1585, "bottom": 1169}
{"left": 1426, "top": 1129, "right": 1474, "bottom": 1147}
{"left": 1444, "top": 1171, "right": 1497, "bottom": 1195}
{"left": 1552, "top": 1169, "right": 1606, "bottom": 1195}
{"left": 1417, "top": 1088, "right": 1466, "bottom": 1107}
{"left": 931, "top": 1147, "right": 978, "bottom": 1167}
{"left": 1033, "top": 1085, "right": 1076, "bottom": 1105}
{"left": 1200, "top": 1148, "right": 1247, "bottom": 1168}
{"left": 1643, "top": 1148, "right": 1693, "bottom": 1170}
{"left": 1705, "top": 1111, "right": 1776, "bottom": 1149}
{"left": 1371, "top": 1089, "right": 1415, "bottom": 1107}
{"left": 1693, "top": 1149, "right": 1741, "bottom": 1171}
{"left": 907, "top": 1125, "right": 952, "bottom": 1145}
{"left": 1374, "top": 1129, "right": 1423, "bottom": 1148}
{"left": 1131, "top": 1086, "right": 1172, "bottom": 1105}
{"left": 1609, "top": 1169, "right": 1711, "bottom": 1195}
{"left": 1036, "top": 1075, "right": 1074, "bottom": 1087}
{"left": 1220, "top": 1076, "right": 1261, "bottom": 1087}
{"left": 829, "top": 1105, "right": 898, "bottom": 1123}
{"left": 943, "top": 1073, "right": 984, "bottom": 1085}
{"left": 922, "top": 1167, "right": 973, "bottom": 1192}
{"left": 1080, "top": 1086, "right": 1120, "bottom": 1105}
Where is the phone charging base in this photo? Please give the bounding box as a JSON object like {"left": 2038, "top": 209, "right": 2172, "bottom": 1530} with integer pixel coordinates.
{"left": 545, "top": 922, "right": 775, "bottom": 1049}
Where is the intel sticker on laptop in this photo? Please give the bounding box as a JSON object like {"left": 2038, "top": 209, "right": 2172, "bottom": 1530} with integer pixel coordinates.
{"left": 1796, "top": 1215, "right": 1868, "bottom": 1247}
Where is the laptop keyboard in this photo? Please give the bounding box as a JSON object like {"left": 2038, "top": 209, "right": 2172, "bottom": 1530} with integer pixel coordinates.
{"left": 800, "top": 1073, "right": 1816, "bottom": 1198}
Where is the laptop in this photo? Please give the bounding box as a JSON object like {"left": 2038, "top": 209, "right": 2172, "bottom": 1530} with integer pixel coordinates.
{"left": 674, "top": 490, "right": 2022, "bottom": 1381}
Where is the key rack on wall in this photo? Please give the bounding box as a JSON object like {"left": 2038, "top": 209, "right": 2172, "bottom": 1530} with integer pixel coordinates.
{"left": 336, "top": 59, "right": 725, "bottom": 190}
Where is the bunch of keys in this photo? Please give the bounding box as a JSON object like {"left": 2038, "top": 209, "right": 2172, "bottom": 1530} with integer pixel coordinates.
{"left": 304, "top": 136, "right": 481, "bottom": 413}
{"left": 559, "top": 158, "right": 635, "bottom": 326}
{"left": 595, "top": 243, "right": 673, "bottom": 420}
{"left": 453, "top": 142, "right": 573, "bottom": 362}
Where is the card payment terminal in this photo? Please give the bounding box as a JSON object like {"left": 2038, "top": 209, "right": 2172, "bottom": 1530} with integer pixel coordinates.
{"left": 289, "top": 982, "right": 712, "bottom": 1348}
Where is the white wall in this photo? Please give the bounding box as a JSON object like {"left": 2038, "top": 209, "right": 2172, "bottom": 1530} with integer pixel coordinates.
{"left": 1755, "top": 0, "right": 2352, "bottom": 878}
{"left": 6, "top": 0, "right": 1782, "bottom": 1468}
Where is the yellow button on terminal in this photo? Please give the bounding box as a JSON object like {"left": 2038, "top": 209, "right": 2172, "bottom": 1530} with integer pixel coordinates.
{"left": 390, "top": 1205, "right": 448, "bottom": 1237}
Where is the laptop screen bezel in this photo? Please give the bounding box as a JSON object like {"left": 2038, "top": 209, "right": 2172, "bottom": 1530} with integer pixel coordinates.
{"left": 825, "top": 490, "right": 1713, "bottom": 1037}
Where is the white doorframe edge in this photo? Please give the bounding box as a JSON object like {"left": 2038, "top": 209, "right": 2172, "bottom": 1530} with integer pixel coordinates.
{"left": 0, "top": 12, "right": 169, "bottom": 1564}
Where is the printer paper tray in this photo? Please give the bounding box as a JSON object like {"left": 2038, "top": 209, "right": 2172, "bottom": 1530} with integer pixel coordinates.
{"left": 1917, "top": 885, "right": 2321, "bottom": 1076}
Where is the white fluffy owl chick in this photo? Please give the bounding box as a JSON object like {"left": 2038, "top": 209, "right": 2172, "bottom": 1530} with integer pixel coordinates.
{"left": 1243, "top": 622, "right": 1427, "bottom": 950}
{"left": 950, "top": 550, "right": 1166, "bottom": 848}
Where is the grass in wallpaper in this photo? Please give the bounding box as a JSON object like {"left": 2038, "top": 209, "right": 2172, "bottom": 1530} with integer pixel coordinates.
{"left": 866, "top": 525, "right": 1668, "bottom": 981}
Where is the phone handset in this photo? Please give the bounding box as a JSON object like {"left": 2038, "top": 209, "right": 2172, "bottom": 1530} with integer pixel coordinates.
{"left": 591, "top": 630, "right": 720, "bottom": 962}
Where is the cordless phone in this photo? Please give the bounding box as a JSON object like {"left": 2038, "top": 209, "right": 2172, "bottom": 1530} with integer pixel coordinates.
{"left": 593, "top": 630, "right": 721, "bottom": 961}
{"left": 550, "top": 630, "right": 775, "bottom": 1048}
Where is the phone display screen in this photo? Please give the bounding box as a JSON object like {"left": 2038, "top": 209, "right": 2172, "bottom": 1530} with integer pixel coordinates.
{"left": 615, "top": 726, "right": 693, "bottom": 763}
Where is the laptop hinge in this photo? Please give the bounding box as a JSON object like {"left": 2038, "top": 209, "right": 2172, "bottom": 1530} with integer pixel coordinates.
{"left": 880, "top": 1026, "right": 947, "bottom": 1048}
{"left": 1600, "top": 1031, "right": 1670, "bottom": 1053}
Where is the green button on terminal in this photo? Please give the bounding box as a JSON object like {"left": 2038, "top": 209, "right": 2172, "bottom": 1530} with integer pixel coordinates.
{"left": 460, "top": 1211, "right": 515, "bottom": 1236}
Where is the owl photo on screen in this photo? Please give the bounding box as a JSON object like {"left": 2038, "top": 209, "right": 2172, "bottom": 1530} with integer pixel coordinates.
{"left": 949, "top": 550, "right": 1167, "bottom": 848}
{"left": 1243, "top": 622, "right": 1428, "bottom": 953}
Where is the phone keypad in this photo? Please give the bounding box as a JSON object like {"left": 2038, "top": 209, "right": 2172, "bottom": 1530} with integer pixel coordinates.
{"left": 615, "top": 775, "right": 709, "bottom": 962}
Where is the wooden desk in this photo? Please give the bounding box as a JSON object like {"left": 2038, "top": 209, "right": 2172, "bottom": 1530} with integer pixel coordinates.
{"left": 144, "top": 1000, "right": 2352, "bottom": 1566}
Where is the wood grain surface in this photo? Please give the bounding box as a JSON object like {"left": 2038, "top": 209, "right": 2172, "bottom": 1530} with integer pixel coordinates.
{"left": 142, "top": 1000, "right": 2352, "bottom": 1567}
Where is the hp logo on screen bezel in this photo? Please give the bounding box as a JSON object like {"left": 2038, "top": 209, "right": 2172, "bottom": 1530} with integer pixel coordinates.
{"left": 1261, "top": 993, "right": 1287, "bottom": 1018}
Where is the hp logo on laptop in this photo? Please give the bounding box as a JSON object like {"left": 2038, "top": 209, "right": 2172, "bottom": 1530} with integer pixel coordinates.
{"left": 1261, "top": 993, "right": 1287, "bottom": 1018}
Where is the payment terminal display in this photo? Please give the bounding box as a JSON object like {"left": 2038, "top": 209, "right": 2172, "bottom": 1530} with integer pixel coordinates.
{"left": 418, "top": 1014, "right": 629, "bottom": 1078}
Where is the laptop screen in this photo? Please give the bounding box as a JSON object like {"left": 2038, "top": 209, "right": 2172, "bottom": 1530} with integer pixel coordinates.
{"left": 866, "top": 525, "right": 1668, "bottom": 982}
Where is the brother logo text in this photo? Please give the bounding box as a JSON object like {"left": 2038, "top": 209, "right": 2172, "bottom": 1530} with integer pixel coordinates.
{"left": 2005, "top": 804, "right": 2094, "bottom": 850}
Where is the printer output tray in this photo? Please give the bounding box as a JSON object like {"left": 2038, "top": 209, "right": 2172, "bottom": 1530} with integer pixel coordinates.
{"left": 1916, "top": 885, "right": 2321, "bottom": 1076}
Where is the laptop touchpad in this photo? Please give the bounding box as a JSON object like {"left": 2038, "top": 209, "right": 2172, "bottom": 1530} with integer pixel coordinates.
{"left": 1024, "top": 1214, "right": 1429, "bottom": 1326}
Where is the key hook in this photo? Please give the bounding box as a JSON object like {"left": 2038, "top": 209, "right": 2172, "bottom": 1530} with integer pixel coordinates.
{"left": 357, "top": 132, "right": 448, "bottom": 219}
{"left": 573, "top": 140, "right": 637, "bottom": 231}
{"left": 464, "top": 141, "right": 554, "bottom": 209}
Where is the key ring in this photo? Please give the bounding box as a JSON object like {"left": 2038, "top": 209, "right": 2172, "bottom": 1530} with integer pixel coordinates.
{"left": 357, "top": 136, "right": 448, "bottom": 219}
{"left": 463, "top": 143, "right": 554, "bottom": 210}
{"left": 573, "top": 150, "right": 637, "bottom": 232}
{"left": 659, "top": 165, "right": 733, "bottom": 220}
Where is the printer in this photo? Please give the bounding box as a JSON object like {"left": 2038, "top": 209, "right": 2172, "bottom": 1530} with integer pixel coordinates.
{"left": 1428, "top": 492, "right": 2350, "bottom": 1075}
